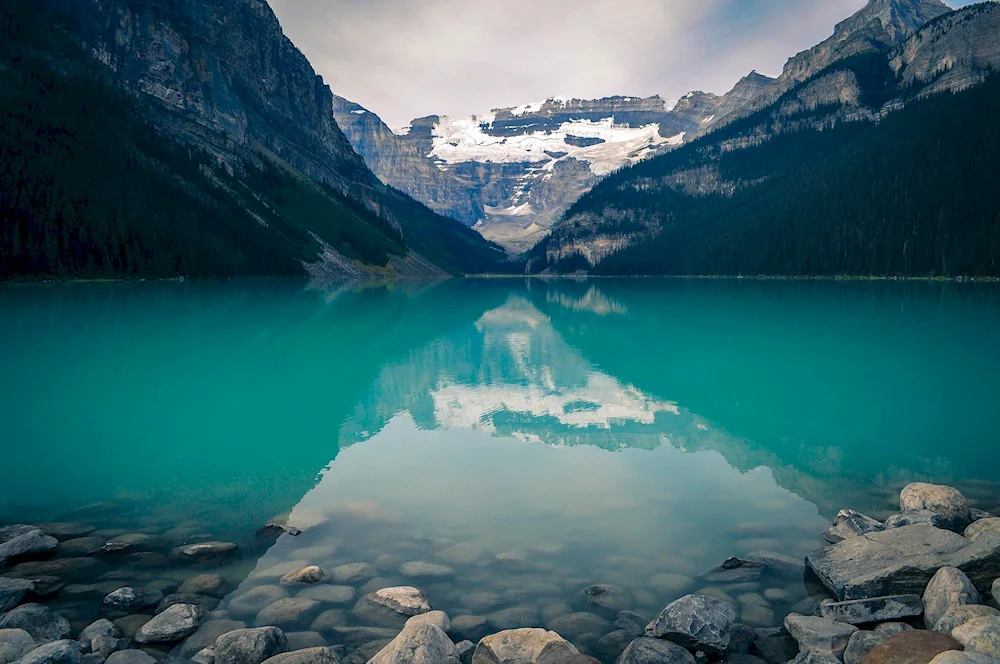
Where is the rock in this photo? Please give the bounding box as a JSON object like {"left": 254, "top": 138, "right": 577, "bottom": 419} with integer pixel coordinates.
{"left": 284, "top": 633, "right": 327, "bottom": 650}
{"left": 487, "top": 608, "right": 541, "bottom": 631}
{"left": 327, "top": 627, "right": 399, "bottom": 648}
{"left": 358, "top": 587, "right": 431, "bottom": 618}
{"left": 79, "top": 619, "right": 121, "bottom": 657}
{"left": 36, "top": 523, "right": 95, "bottom": 540}
{"left": 100, "top": 534, "right": 160, "bottom": 554}
{"left": 860, "top": 631, "right": 963, "bottom": 664}
{"left": 398, "top": 563, "right": 455, "bottom": 580}
{"left": 58, "top": 538, "right": 108, "bottom": 557}
{"left": 613, "top": 611, "right": 650, "bottom": 637}
{"left": 575, "top": 585, "right": 631, "bottom": 619}
{"left": 180, "top": 575, "right": 227, "bottom": 598}
{"left": 105, "top": 652, "right": 157, "bottom": 664}
{"left": 617, "top": 637, "right": 696, "bottom": 664}
{"left": 729, "top": 624, "right": 757, "bottom": 654}
{"left": 936, "top": 607, "right": 1000, "bottom": 636}
{"left": 993, "top": 580, "right": 999, "bottom": 606}
{"left": 825, "top": 511, "right": 886, "bottom": 544}
{"left": 545, "top": 613, "right": 610, "bottom": 641}
{"left": 820, "top": 596, "right": 923, "bottom": 625}
{"left": 649, "top": 574, "right": 696, "bottom": 596}
{"left": 0, "top": 579, "right": 34, "bottom": 612}
{"left": 456, "top": 640, "right": 475, "bottom": 664}
{"left": 436, "top": 544, "right": 485, "bottom": 566}
{"left": 0, "top": 529, "right": 58, "bottom": 566}
{"left": 592, "top": 630, "right": 633, "bottom": 659}
{"left": 646, "top": 594, "right": 737, "bottom": 654}
{"left": 104, "top": 588, "right": 165, "bottom": 613}
{"left": 462, "top": 594, "right": 503, "bottom": 613}
{"left": 229, "top": 588, "right": 291, "bottom": 617}
{"left": 327, "top": 564, "right": 377, "bottom": 585}
{"left": 279, "top": 568, "right": 325, "bottom": 586}
{"left": 471, "top": 628, "right": 580, "bottom": 664}
{"left": 0, "top": 628, "right": 36, "bottom": 664}
{"left": 886, "top": 512, "right": 952, "bottom": 531}
{"left": 926, "top": 569, "right": 983, "bottom": 630}
{"left": 255, "top": 599, "right": 321, "bottom": 631}
{"left": 929, "top": 653, "right": 1000, "bottom": 664}
{"left": 179, "top": 620, "right": 248, "bottom": 658}
{"left": 295, "top": 587, "right": 354, "bottom": 606}
{"left": 259, "top": 647, "right": 340, "bottom": 664}
{"left": 847, "top": 633, "right": 887, "bottom": 664}
{"left": 899, "top": 484, "right": 971, "bottom": 531}
{"left": 0, "top": 604, "right": 71, "bottom": 643}
{"left": 742, "top": 606, "right": 777, "bottom": 628}
{"left": 747, "top": 552, "right": 807, "bottom": 580}
{"left": 805, "top": 525, "right": 1000, "bottom": 601}
{"left": 111, "top": 615, "right": 152, "bottom": 640}
{"left": 17, "top": 640, "right": 81, "bottom": 664}
{"left": 214, "top": 628, "right": 289, "bottom": 664}
{"left": 783, "top": 614, "right": 858, "bottom": 659}
{"left": 953, "top": 617, "right": 1000, "bottom": 657}
{"left": 790, "top": 653, "right": 843, "bottom": 664}
{"left": 965, "top": 521, "right": 1000, "bottom": 544}
{"left": 158, "top": 593, "right": 221, "bottom": 614}
{"left": 450, "top": 615, "right": 489, "bottom": 643}
{"left": 193, "top": 647, "right": 217, "bottom": 664}
{"left": 170, "top": 543, "right": 237, "bottom": 563}
{"left": 406, "top": 610, "right": 450, "bottom": 634}
{"left": 135, "top": 603, "right": 205, "bottom": 643}
{"left": 369, "top": 622, "right": 457, "bottom": 664}
{"left": 971, "top": 512, "right": 995, "bottom": 522}
{"left": 704, "top": 559, "right": 766, "bottom": 585}
{"left": 751, "top": 628, "right": 800, "bottom": 664}
{"left": 123, "top": 552, "right": 169, "bottom": 569}
{"left": 308, "top": 611, "right": 348, "bottom": 635}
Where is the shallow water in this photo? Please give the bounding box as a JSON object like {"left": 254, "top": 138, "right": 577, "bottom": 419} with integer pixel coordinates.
{"left": 2, "top": 278, "right": 999, "bottom": 656}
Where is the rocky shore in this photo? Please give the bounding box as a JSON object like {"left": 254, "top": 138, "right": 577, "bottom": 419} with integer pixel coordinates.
{"left": 2, "top": 482, "right": 999, "bottom": 664}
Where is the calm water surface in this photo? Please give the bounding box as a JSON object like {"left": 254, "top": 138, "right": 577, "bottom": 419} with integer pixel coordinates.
{"left": 1, "top": 278, "right": 999, "bottom": 652}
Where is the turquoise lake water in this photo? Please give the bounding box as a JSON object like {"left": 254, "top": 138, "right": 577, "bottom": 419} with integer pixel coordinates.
{"left": 1, "top": 278, "right": 999, "bottom": 646}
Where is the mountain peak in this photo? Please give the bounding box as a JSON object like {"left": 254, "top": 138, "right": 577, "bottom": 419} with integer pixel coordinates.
{"left": 837, "top": 0, "right": 951, "bottom": 41}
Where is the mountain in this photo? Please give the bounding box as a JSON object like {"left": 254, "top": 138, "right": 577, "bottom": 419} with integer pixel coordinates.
{"left": 527, "top": 0, "right": 1000, "bottom": 277}
{"left": 0, "top": 0, "right": 510, "bottom": 280}
{"left": 333, "top": 75, "right": 774, "bottom": 253}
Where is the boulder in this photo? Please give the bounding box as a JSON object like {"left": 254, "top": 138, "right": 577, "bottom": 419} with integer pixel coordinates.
{"left": 860, "top": 631, "right": 963, "bottom": 664}
{"left": 751, "top": 627, "right": 800, "bottom": 664}
{"left": 0, "top": 604, "right": 71, "bottom": 643}
{"left": 746, "top": 552, "right": 807, "bottom": 580}
{"left": 965, "top": 521, "right": 1000, "bottom": 544}
{"left": 229, "top": 587, "right": 291, "bottom": 617}
{"left": 450, "top": 615, "right": 489, "bottom": 643}
{"left": 0, "top": 579, "right": 34, "bottom": 612}
{"left": 952, "top": 617, "right": 1000, "bottom": 658}
{"left": 406, "top": 612, "right": 450, "bottom": 632}
{"left": 328, "top": 564, "right": 377, "bottom": 585}
{"left": 886, "top": 513, "right": 951, "bottom": 531}
{"left": 925, "top": 569, "right": 982, "bottom": 630}
{"left": 254, "top": 599, "right": 321, "bottom": 631}
{"left": 327, "top": 627, "right": 399, "bottom": 648}
{"left": 17, "top": 640, "right": 80, "bottom": 664}
{"left": 617, "top": 638, "right": 696, "bottom": 664}
{"left": 805, "top": 526, "right": 1000, "bottom": 601}
{"left": 157, "top": 593, "right": 221, "bottom": 614}
{"left": 57, "top": 537, "right": 108, "bottom": 557}
{"left": 0, "top": 628, "right": 36, "bottom": 664}
{"left": 352, "top": 586, "right": 431, "bottom": 628}
{"left": 845, "top": 627, "right": 913, "bottom": 664}
{"left": 105, "top": 652, "right": 157, "bottom": 664}
{"left": 284, "top": 633, "right": 326, "bottom": 650}
{"left": 783, "top": 614, "right": 858, "bottom": 660}
{"left": 575, "top": 585, "right": 631, "bottom": 619}
{"left": 646, "top": 594, "right": 737, "bottom": 655}
{"left": 179, "top": 620, "right": 248, "bottom": 658}
{"left": 180, "top": 575, "right": 228, "bottom": 598}
{"left": 613, "top": 612, "right": 650, "bottom": 637}
{"left": 370, "top": 622, "right": 458, "bottom": 664}
{"left": 471, "top": 628, "right": 579, "bottom": 664}
{"left": 929, "top": 653, "right": 1000, "bottom": 664}
{"left": 100, "top": 534, "right": 159, "bottom": 554}
{"left": 171, "top": 542, "right": 238, "bottom": 563}
{"left": 703, "top": 559, "right": 765, "bottom": 585}
{"left": 487, "top": 608, "right": 540, "bottom": 631}
{"left": 214, "top": 628, "right": 289, "bottom": 664}
{"left": 103, "top": 588, "right": 164, "bottom": 613}
{"left": 899, "top": 484, "right": 971, "bottom": 531}
{"left": 193, "top": 648, "right": 217, "bottom": 664}
{"left": 279, "top": 568, "right": 325, "bottom": 586}
{"left": 134, "top": 603, "right": 205, "bottom": 643}
{"left": 825, "top": 511, "right": 885, "bottom": 544}
{"left": 456, "top": 641, "right": 475, "bottom": 664}
{"left": 36, "top": 523, "right": 95, "bottom": 540}
{"left": 935, "top": 607, "right": 1000, "bottom": 637}
{"left": 820, "top": 596, "right": 923, "bottom": 625}
{"left": 111, "top": 615, "right": 152, "bottom": 640}
{"left": 0, "top": 529, "right": 58, "bottom": 566}
{"left": 79, "top": 619, "right": 121, "bottom": 658}
{"left": 259, "top": 647, "right": 340, "bottom": 664}
{"left": 398, "top": 563, "right": 455, "bottom": 580}
{"left": 545, "top": 613, "right": 610, "bottom": 641}
{"left": 592, "top": 629, "right": 633, "bottom": 659}
{"left": 296, "top": 586, "right": 354, "bottom": 606}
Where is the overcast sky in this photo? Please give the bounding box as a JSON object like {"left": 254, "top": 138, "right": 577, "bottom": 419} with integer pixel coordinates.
{"left": 268, "top": 0, "right": 971, "bottom": 129}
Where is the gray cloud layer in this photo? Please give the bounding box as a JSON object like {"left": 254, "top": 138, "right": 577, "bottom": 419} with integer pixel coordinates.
{"left": 268, "top": 0, "right": 967, "bottom": 129}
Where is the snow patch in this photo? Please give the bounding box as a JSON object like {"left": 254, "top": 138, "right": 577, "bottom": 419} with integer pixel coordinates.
{"left": 485, "top": 203, "right": 534, "bottom": 217}
{"left": 351, "top": 109, "right": 366, "bottom": 115}
{"left": 702, "top": 115, "right": 715, "bottom": 123}
{"left": 392, "top": 125, "right": 412, "bottom": 136}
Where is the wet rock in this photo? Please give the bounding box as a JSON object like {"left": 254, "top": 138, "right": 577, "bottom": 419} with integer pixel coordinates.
{"left": 398, "top": 562, "right": 455, "bottom": 580}
{"left": 179, "top": 575, "right": 227, "bottom": 598}
{"left": 885, "top": 512, "right": 952, "bottom": 531}
{"left": 295, "top": 586, "right": 353, "bottom": 606}
{"left": 0, "top": 579, "right": 34, "bottom": 612}
{"left": 790, "top": 653, "right": 842, "bottom": 664}
{"left": 614, "top": 611, "right": 650, "bottom": 637}
{"left": 328, "top": 627, "right": 399, "bottom": 648}
{"left": 825, "top": 511, "right": 885, "bottom": 544}
{"left": 646, "top": 594, "right": 737, "bottom": 654}
{"left": 462, "top": 593, "right": 503, "bottom": 613}
{"left": 279, "top": 568, "right": 325, "bottom": 586}
{"left": 450, "top": 615, "right": 489, "bottom": 643}
{"left": 283, "top": 633, "right": 326, "bottom": 650}
{"left": 617, "top": 637, "right": 696, "bottom": 664}
{"left": 170, "top": 543, "right": 237, "bottom": 564}
{"left": 704, "top": 559, "right": 766, "bottom": 585}
{"left": 214, "top": 628, "right": 289, "bottom": 664}
{"left": 17, "top": 640, "right": 81, "bottom": 664}
{"left": 0, "top": 604, "right": 71, "bottom": 643}
{"left": 487, "top": 607, "right": 541, "bottom": 631}
{"left": 308, "top": 611, "right": 348, "bottom": 635}
{"left": 728, "top": 624, "right": 757, "bottom": 655}
{"left": 0, "top": 529, "right": 58, "bottom": 566}
{"left": 900, "top": 484, "right": 971, "bottom": 531}
{"left": 58, "top": 538, "right": 108, "bottom": 557}
{"left": 820, "top": 596, "right": 923, "bottom": 625}
{"left": 965, "top": 521, "right": 1000, "bottom": 544}
{"left": 783, "top": 614, "right": 858, "bottom": 659}
{"left": 111, "top": 615, "right": 152, "bottom": 640}
{"left": 178, "top": 620, "right": 247, "bottom": 658}
{"left": 79, "top": 619, "right": 121, "bottom": 658}
{"left": 575, "top": 585, "right": 631, "bottom": 619}
{"left": 935, "top": 607, "right": 1000, "bottom": 636}
{"left": 101, "top": 534, "right": 159, "bottom": 555}
{"left": 105, "top": 652, "right": 157, "bottom": 664}
{"left": 260, "top": 647, "right": 340, "bottom": 664}
{"left": 135, "top": 604, "right": 205, "bottom": 643}
{"left": 953, "top": 617, "right": 1000, "bottom": 658}
{"left": 192, "top": 647, "right": 216, "bottom": 664}
{"left": 104, "top": 588, "right": 165, "bottom": 613}
{"left": 229, "top": 588, "right": 290, "bottom": 617}
{"left": 357, "top": 587, "right": 430, "bottom": 618}
{"left": 471, "top": 628, "right": 579, "bottom": 664}
{"left": 929, "top": 653, "right": 1000, "bottom": 664}
{"left": 254, "top": 599, "right": 321, "bottom": 631}
{"left": 158, "top": 593, "right": 221, "bottom": 614}
{"left": 593, "top": 630, "right": 633, "bottom": 660}
{"left": 0, "top": 628, "right": 36, "bottom": 664}
{"left": 545, "top": 613, "right": 610, "bottom": 641}
{"left": 747, "top": 552, "right": 807, "bottom": 580}
{"left": 327, "top": 564, "right": 377, "bottom": 585}
{"left": 436, "top": 544, "right": 485, "bottom": 566}
{"left": 860, "top": 631, "right": 962, "bottom": 664}
{"left": 926, "top": 569, "right": 983, "bottom": 630}
{"left": 649, "top": 574, "right": 696, "bottom": 596}
{"left": 742, "top": 605, "right": 777, "bottom": 628}
{"left": 456, "top": 640, "right": 475, "bottom": 664}
{"left": 993, "top": 580, "right": 999, "bottom": 606}
{"left": 14, "top": 557, "right": 99, "bottom": 577}
{"left": 36, "top": 523, "right": 95, "bottom": 540}
{"left": 846, "top": 631, "right": 897, "bottom": 664}
{"left": 341, "top": 640, "right": 389, "bottom": 664}
{"left": 21, "top": 576, "right": 62, "bottom": 598}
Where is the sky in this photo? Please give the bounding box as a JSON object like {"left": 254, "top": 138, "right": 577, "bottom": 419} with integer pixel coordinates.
{"left": 268, "top": 0, "right": 973, "bottom": 130}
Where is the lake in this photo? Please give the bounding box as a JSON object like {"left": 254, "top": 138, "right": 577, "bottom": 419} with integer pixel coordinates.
{"left": 1, "top": 278, "right": 999, "bottom": 657}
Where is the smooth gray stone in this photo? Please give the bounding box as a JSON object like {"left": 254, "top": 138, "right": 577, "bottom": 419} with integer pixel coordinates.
{"left": 104, "top": 588, "right": 164, "bottom": 613}
{"left": 613, "top": 611, "right": 650, "bottom": 638}
{"left": 397, "top": 562, "right": 454, "bottom": 581}
{"left": 824, "top": 511, "right": 885, "bottom": 544}
{"left": 471, "top": 628, "right": 578, "bottom": 664}
{"left": 254, "top": 599, "right": 321, "bottom": 631}
{"left": 486, "top": 607, "right": 540, "bottom": 631}
{"left": 405, "top": 611, "right": 449, "bottom": 632}
{"left": 79, "top": 620, "right": 120, "bottom": 658}
{"left": 885, "top": 511, "right": 951, "bottom": 530}
{"left": 993, "top": 579, "right": 1000, "bottom": 606}
{"left": 782, "top": 614, "right": 857, "bottom": 660}
{"left": 575, "top": 585, "right": 632, "bottom": 619}
{"left": 925, "top": 568, "right": 983, "bottom": 629}
{"left": 787, "top": 653, "right": 842, "bottom": 664}
{"left": 369, "top": 623, "right": 456, "bottom": 664}
{"left": 899, "top": 483, "right": 971, "bottom": 531}
{"left": 935, "top": 606, "right": 1000, "bottom": 636}
{"left": 105, "top": 652, "right": 157, "bottom": 664}
{"left": 449, "top": 615, "right": 489, "bottom": 644}
{"left": 179, "top": 575, "right": 227, "bottom": 599}
{"left": 170, "top": 543, "right": 238, "bottom": 563}
{"left": 327, "top": 564, "right": 377, "bottom": 585}
{"left": 751, "top": 628, "right": 800, "bottom": 664}
{"left": 192, "top": 647, "right": 216, "bottom": 664}
{"left": 36, "top": 523, "right": 95, "bottom": 541}
{"left": 0, "top": 527, "right": 36, "bottom": 543}
{"left": 455, "top": 640, "right": 474, "bottom": 664}
{"left": 340, "top": 640, "right": 391, "bottom": 664}
{"left": 18, "top": 640, "right": 81, "bottom": 664}
{"left": 646, "top": 594, "right": 737, "bottom": 655}
{"left": 327, "top": 627, "right": 399, "bottom": 648}
{"left": 929, "top": 652, "right": 1000, "bottom": 664}
{"left": 228, "top": 588, "right": 290, "bottom": 617}
{"left": 0, "top": 628, "right": 37, "bottom": 664}
{"left": 351, "top": 588, "right": 431, "bottom": 628}
{"left": 283, "top": 633, "right": 326, "bottom": 651}
{"left": 214, "top": 628, "right": 289, "bottom": 664}
{"left": 966, "top": 520, "right": 1000, "bottom": 543}
{"left": 295, "top": 587, "right": 354, "bottom": 606}
{"left": 593, "top": 629, "right": 633, "bottom": 659}
{"left": 0, "top": 604, "right": 71, "bottom": 643}
{"left": 0, "top": 579, "right": 34, "bottom": 612}
{"left": 178, "top": 620, "right": 247, "bottom": 658}
{"left": 819, "top": 595, "right": 923, "bottom": 625}
{"left": 0, "top": 530, "right": 58, "bottom": 566}
{"left": 617, "top": 637, "right": 696, "bottom": 664}
{"left": 747, "top": 552, "right": 807, "bottom": 580}
{"left": 260, "top": 647, "right": 340, "bottom": 664}
{"left": 158, "top": 594, "right": 220, "bottom": 614}
{"left": 134, "top": 604, "right": 205, "bottom": 644}
{"left": 952, "top": 617, "right": 1000, "bottom": 658}
{"left": 844, "top": 631, "right": 886, "bottom": 664}
{"left": 57, "top": 538, "right": 107, "bottom": 557}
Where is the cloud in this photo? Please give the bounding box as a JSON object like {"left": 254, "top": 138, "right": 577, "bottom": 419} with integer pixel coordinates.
{"left": 267, "top": 0, "right": 970, "bottom": 128}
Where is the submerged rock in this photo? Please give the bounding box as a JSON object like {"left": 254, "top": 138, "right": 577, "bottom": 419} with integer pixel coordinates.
{"left": 450, "top": 615, "right": 490, "bottom": 644}
{"left": 487, "top": 608, "right": 541, "bottom": 631}
{"left": 228, "top": 587, "right": 290, "bottom": 617}
{"left": 820, "top": 596, "right": 923, "bottom": 625}
{"left": 157, "top": 592, "right": 221, "bottom": 614}
{"left": 17, "top": 640, "right": 81, "bottom": 664}
{"left": 78, "top": 619, "right": 121, "bottom": 658}
{"left": 751, "top": 627, "right": 800, "bottom": 664}
{"left": 328, "top": 563, "right": 377, "bottom": 584}
{"left": 296, "top": 586, "right": 354, "bottom": 606}
{"left": 170, "top": 542, "right": 238, "bottom": 563}
{"left": 646, "top": 594, "right": 737, "bottom": 654}
{"left": 618, "top": 638, "right": 696, "bottom": 664}
{"left": 103, "top": 587, "right": 164, "bottom": 613}
{"left": 0, "top": 628, "right": 37, "bottom": 664}
{"left": 899, "top": 484, "right": 971, "bottom": 532}
{"left": 859, "top": 630, "right": 962, "bottom": 664}
{"left": 0, "top": 529, "right": 58, "bottom": 566}
{"left": 279, "top": 568, "right": 325, "bottom": 586}
{"left": 134, "top": 603, "right": 205, "bottom": 643}
{"left": 925, "top": 568, "right": 983, "bottom": 630}
{"left": 545, "top": 613, "right": 610, "bottom": 641}
{"left": 0, "top": 604, "right": 71, "bottom": 643}
{"left": 254, "top": 598, "right": 321, "bottom": 631}
{"left": 703, "top": 558, "right": 765, "bottom": 585}
{"left": 0, "top": 578, "right": 34, "bottom": 612}
{"left": 825, "top": 511, "right": 885, "bottom": 544}
{"left": 105, "top": 652, "right": 157, "bottom": 664}
{"left": 575, "top": 585, "right": 631, "bottom": 619}
{"left": 398, "top": 562, "right": 455, "bottom": 580}
{"left": 178, "top": 619, "right": 247, "bottom": 658}
{"left": 179, "top": 574, "right": 228, "bottom": 598}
